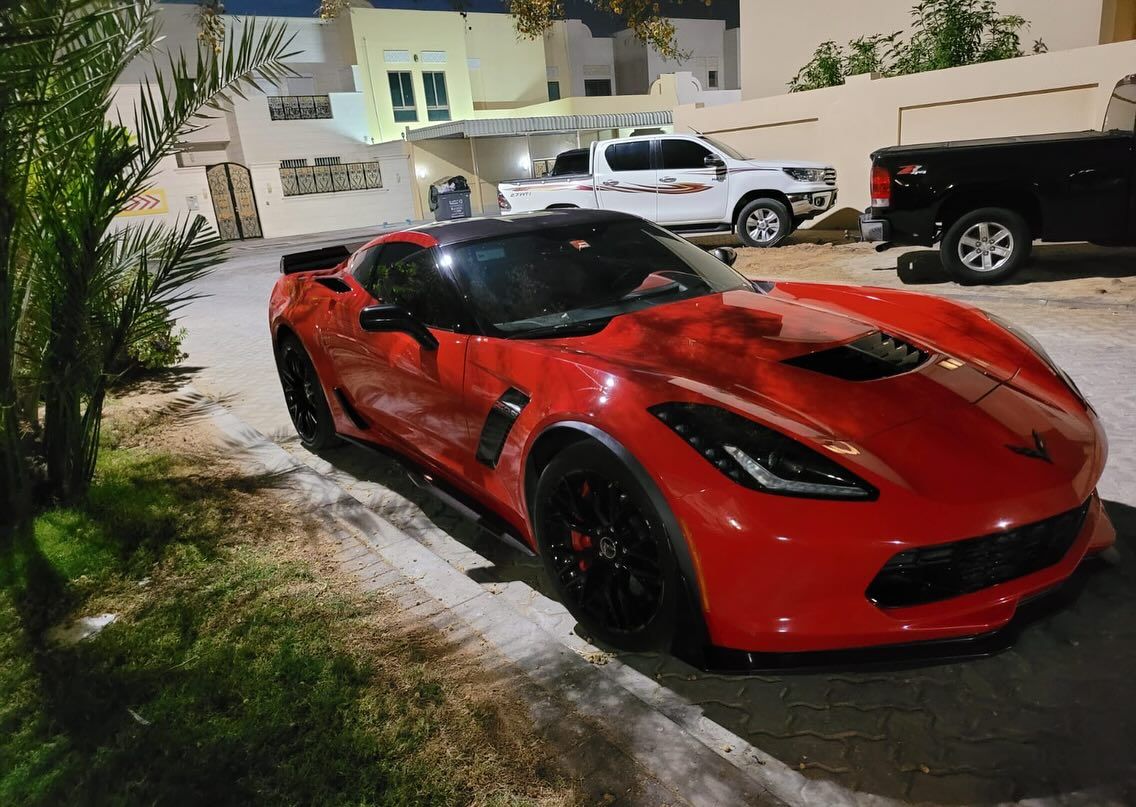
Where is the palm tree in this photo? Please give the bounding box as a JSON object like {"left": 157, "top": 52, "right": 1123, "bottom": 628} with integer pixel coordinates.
{"left": 0, "top": 1, "right": 296, "bottom": 525}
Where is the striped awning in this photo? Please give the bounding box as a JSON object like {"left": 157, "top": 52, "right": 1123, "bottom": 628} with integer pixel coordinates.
{"left": 405, "top": 110, "right": 673, "bottom": 141}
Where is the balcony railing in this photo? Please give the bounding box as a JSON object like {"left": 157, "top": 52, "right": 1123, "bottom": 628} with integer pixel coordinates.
{"left": 268, "top": 95, "right": 333, "bottom": 121}
{"left": 280, "top": 161, "right": 382, "bottom": 197}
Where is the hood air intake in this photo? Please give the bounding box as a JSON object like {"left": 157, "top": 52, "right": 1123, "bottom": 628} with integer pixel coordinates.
{"left": 784, "top": 332, "right": 929, "bottom": 381}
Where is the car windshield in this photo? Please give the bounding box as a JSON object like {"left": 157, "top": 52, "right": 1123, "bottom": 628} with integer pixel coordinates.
{"left": 439, "top": 220, "right": 752, "bottom": 337}
{"left": 699, "top": 135, "right": 749, "bottom": 161}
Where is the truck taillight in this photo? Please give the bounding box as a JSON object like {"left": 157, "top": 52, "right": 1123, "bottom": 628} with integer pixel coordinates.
{"left": 870, "top": 164, "right": 891, "bottom": 208}
{"left": 497, "top": 191, "right": 511, "bottom": 211}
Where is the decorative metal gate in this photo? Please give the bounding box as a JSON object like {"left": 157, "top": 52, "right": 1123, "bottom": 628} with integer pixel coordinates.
{"left": 206, "top": 163, "right": 263, "bottom": 240}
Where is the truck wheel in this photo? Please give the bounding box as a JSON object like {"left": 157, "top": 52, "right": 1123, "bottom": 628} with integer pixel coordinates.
{"left": 737, "top": 198, "right": 791, "bottom": 248}
{"left": 941, "top": 207, "right": 1032, "bottom": 284}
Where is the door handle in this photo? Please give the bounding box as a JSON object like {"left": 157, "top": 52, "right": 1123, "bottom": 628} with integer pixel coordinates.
{"left": 602, "top": 180, "right": 619, "bottom": 186}
{"left": 660, "top": 176, "right": 676, "bottom": 183}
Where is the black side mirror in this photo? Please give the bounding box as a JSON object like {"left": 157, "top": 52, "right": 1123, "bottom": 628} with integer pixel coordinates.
{"left": 704, "top": 154, "right": 726, "bottom": 168}
{"left": 709, "top": 246, "right": 737, "bottom": 266}
{"left": 359, "top": 304, "right": 439, "bottom": 350}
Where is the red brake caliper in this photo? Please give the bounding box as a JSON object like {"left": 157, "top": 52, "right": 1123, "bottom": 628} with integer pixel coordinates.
{"left": 572, "top": 479, "right": 592, "bottom": 570}
{"left": 571, "top": 530, "right": 592, "bottom": 570}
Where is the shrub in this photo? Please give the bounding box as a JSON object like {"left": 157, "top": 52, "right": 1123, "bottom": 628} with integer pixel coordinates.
{"left": 789, "top": 0, "right": 1045, "bottom": 92}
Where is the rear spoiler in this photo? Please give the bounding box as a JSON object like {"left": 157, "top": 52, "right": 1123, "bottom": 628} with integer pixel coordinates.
{"left": 280, "top": 245, "right": 351, "bottom": 275}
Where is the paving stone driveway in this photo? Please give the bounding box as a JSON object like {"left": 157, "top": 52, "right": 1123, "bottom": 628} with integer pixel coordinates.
{"left": 181, "top": 232, "right": 1136, "bottom": 805}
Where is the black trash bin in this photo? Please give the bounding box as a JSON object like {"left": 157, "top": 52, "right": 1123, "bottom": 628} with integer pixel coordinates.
{"left": 429, "top": 175, "right": 472, "bottom": 221}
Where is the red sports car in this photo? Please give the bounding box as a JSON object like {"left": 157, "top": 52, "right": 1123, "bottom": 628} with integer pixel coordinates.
{"left": 269, "top": 209, "right": 1114, "bottom": 665}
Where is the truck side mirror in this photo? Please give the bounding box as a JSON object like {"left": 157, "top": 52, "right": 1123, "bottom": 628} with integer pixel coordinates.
{"left": 709, "top": 246, "right": 737, "bottom": 266}
{"left": 704, "top": 154, "right": 726, "bottom": 169}
{"left": 359, "top": 304, "right": 439, "bottom": 350}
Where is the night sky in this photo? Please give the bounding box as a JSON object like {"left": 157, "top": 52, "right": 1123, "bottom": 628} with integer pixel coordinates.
{"left": 169, "top": 0, "right": 739, "bottom": 35}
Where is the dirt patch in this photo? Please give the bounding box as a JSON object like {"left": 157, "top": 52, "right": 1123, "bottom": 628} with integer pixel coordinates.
{"left": 727, "top": 235, "right": 1136, "bottom": 306}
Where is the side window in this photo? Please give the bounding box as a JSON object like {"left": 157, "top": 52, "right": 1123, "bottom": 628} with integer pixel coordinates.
{"left": 373, "top": 247, "right": 466, "bottom": 331}
{"left": 349, "top": 246, "right": 380, "bottom": 288}
{"left": 604, "top": 140, "right": 651, "bottom": 172}
{"left": 661, "top": 139, "right": 713, "bottom": 170}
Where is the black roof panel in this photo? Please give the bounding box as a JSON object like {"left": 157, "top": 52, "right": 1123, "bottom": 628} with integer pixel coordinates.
{"left": 410, "top": 209, "right": 637, "bottom": 247}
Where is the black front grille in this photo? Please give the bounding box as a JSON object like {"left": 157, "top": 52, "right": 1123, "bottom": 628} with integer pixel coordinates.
{"left": 867, "top": 502, "right": 1090, "bottom": 608}
{"left": 784, "top": 332, "right": 929, "bottom": 381}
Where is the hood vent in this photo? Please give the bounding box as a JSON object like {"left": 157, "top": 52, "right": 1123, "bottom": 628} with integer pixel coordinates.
{"left": 784, "top": 332, "right": 929, "bottom": 381}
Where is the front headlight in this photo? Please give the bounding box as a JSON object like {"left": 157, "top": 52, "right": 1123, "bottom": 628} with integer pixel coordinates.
{"left": 985, "top": 312, "right": 1088, "bottom": 405}
{"left": 650, "top": 403, "right": 877, "bottom": 500}
{"left": 783, "top": 167, "right": 827, "bottom": 183}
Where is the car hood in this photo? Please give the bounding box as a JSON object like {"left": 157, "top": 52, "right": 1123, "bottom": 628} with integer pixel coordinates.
{"left": 543, "top": 289, "right": 1003, "bottom": 442}
{"left": 733, "top": 158, "right": 830, "bottom": 172}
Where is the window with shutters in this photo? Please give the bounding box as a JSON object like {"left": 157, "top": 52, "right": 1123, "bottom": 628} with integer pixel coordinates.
{"left": 422, "top": 72, "right": 450, "bottom": 122}
{"left": 388, "top": 71, "right": 417, "bottom": 122}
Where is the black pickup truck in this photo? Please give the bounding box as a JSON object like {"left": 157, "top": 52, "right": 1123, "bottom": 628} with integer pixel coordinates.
{"left": 860, "top": 74, "right": 1136, "bottom": 283}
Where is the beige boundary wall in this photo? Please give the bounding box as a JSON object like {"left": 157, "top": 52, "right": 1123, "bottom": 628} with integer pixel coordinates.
{"left": 675, "top": 40, "right": 1136, "bottom": 226}
{"left": 739, "top": 0, "right": 1132, "bottom": 100}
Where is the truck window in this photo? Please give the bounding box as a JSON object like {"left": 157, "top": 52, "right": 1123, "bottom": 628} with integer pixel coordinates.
{"left": 604, "top": 141, "right": 651, "bottom": 172}
{"left": 1103, "top": 77, "right": 1136, "bottom": 133}
{"left": 662, "top": 139, "right": 714, "bottom": 169}
{"left": 551, "top": 149, "right": 588, "bottom": 176}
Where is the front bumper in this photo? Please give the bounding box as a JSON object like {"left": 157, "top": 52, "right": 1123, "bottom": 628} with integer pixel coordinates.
{"left": 672, "top": 478, "right": 1114, "bottom": 656}
{"left": 859, "top": 212, "right": 890, "bottom": 242}
{"left": 789, "top": 187, "right": 837, "bottom": 218}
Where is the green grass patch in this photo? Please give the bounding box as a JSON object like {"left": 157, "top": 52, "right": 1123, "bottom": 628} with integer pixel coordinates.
{"left": 1, "top": 427, "right": 573, "bottom": 806}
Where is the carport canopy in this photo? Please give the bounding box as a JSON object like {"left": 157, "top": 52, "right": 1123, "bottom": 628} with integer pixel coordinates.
{"left": 405, "top": 111, "right": 674, "bottom": 141}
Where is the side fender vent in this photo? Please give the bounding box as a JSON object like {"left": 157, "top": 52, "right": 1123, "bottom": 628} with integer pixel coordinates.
{"left": 784, "top": 332, "right": 929, "bottom": 381}
{"left": 316, "top": 277, "right": 352, "bottom": 293}
{"left": 333, "top": 388, "right": 370, "bottom": 430}
{"left": 476, "top": 388, "right": 530, "bottom": 468}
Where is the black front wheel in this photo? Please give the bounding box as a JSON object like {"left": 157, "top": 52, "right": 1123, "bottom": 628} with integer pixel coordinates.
{"left": 533, "top": 441, "right": 680, "bottom": 651}
{"left": 736, "top": 198, "right": 792, "bottom": 248}
{"left": 275, "top": 334, "right": 339, "bottom": 450}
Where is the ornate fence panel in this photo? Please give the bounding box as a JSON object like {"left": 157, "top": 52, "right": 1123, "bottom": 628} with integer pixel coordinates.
{"left": 279, "top": 161, "right": 383, "bottom": 197}
{"left": 267, "top": 95, "right": 333, "bottom": 120}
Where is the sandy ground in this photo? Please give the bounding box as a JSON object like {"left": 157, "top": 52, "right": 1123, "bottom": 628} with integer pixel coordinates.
{"left": 716, "top": 233, "right": 1136, "bottom": 307}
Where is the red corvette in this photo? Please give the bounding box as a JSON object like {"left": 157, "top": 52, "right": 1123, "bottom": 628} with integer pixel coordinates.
{"left": 269, "top": 209, "right": 1114, "bottom": 665}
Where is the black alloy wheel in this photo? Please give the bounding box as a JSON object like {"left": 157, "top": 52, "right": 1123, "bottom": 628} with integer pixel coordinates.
{"left": 276, "top": 335, "right": 339, "bottom": 450}
{"left": 534, "top": 441, "right": 680, "bottom": 651}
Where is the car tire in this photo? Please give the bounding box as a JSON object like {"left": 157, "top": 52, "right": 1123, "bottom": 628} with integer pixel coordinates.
{"left": 532, "top": 440, "right": 681, "bottom": 652}
{"left": 736, "top": 198, "right": 792, "bottom": 248}
{"left": 941, "top": 207, "right": 1032, "bottom": 284}
{"left": 275, "top": 333, "right": 340, "bottom": 451}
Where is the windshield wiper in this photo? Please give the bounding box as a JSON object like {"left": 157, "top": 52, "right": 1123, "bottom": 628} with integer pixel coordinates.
{"left": 505, "top": 318, "right": 611, "bottom": 340}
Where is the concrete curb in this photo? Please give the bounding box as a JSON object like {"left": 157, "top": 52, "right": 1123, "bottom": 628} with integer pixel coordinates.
{"left": 176, "top": 387, "right": 833, "bottom": 806}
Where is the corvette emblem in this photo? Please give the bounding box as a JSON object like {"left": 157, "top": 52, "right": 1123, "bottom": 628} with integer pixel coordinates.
{"left": 1007, "top": 430, "right": 1052, "bottom": 464}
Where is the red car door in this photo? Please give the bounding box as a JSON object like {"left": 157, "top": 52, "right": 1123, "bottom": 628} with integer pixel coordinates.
{"left": 326, "top": 241, "right": 474, "bottom": 479}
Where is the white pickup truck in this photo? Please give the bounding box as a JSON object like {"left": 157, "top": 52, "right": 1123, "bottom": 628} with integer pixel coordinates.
{"left": 497, "top": 133, "right": 837, "bottom": 247}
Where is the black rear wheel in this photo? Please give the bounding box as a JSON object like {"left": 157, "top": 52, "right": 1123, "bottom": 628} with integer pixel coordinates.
{"left": 533, "top": 441, "right": 680, "bottom": 651}
{"left": 276, "top": 334, "right": 339, "bottom": 450}
{"left": 941, "top": 207, "right": 1032, "bottom": 284}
